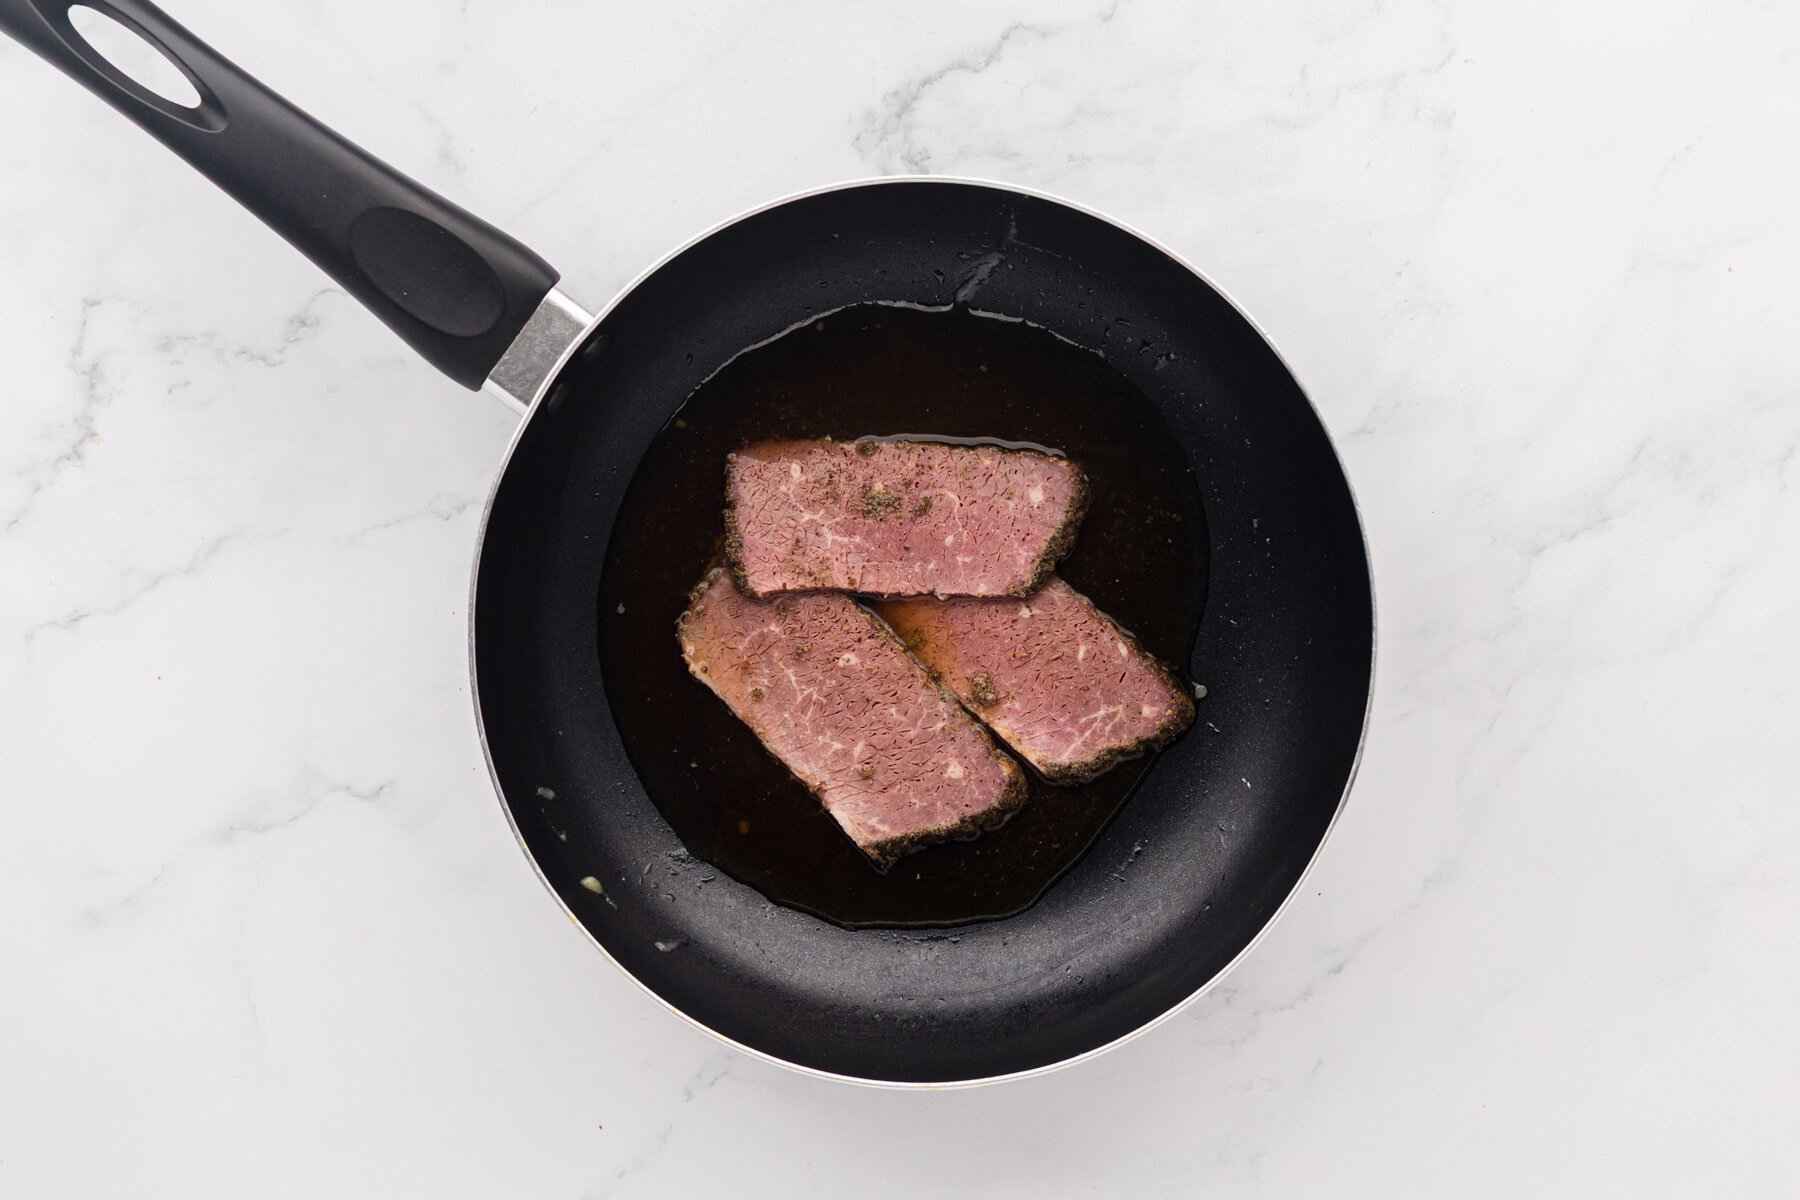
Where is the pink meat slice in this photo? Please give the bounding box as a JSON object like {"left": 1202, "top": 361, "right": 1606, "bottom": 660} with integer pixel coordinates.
{"left": 724, "top": 438, "right": 1089, "bottom": 598}
{"left": 876, "top": 576, "right": 1196, "bottom": 784}
{"left": 677, "top": 567, "right": 1026, "bottom": 866}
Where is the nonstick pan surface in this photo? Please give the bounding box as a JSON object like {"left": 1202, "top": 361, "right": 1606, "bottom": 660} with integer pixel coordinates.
{"left": 475, "top": 179, "right": 1373, "bottom": 1084}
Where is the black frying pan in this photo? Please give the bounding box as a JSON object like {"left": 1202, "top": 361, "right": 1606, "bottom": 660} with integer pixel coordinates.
{"left": 2, "top": 0, "right": 1374, "bottom": 1085}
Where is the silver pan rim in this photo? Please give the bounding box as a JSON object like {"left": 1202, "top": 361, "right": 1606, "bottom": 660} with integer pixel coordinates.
{"left": 467, "top": 173, "right": 1377, "bottom": 1090}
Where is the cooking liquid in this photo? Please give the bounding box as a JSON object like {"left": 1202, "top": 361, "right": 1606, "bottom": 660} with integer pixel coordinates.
{"left": 597, "top": 304, "right": 1207, "bottom": 927}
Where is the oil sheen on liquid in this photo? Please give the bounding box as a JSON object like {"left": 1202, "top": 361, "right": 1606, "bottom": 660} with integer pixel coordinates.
{"left": 596, "top": 303, "right": 1207, "bottom": 928}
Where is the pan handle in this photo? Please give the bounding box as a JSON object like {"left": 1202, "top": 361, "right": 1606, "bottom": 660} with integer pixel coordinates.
{"left": 0, "top": 0, "right": 562, "bottom": 391}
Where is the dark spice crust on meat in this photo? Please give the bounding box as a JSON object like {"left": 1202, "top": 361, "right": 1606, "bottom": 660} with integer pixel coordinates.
{"left": 1012, "top": 464, "right": 1091, "bottom": 598}
{"left": 679, "top": 564, "right": 1031, "bottom": 867}
{"left": 860, "top": 482, "right": 903, "bottom": 518}
{"left": 720, "top": 452, "right": 757, "bottom": 596}
{"left": 861, "top": 752, "right": 1027, "bottom": 870}
{"left": 1034, "top": 698, "right": 1193, "bottom": 784}
{"left": 852, "top": 602, "right": 1030, "bottom": 868}
{"left": 720, "top": 447, "right": 857, "bottom": 596}
{"left": 720, "top": 440, "right": 1091, "bottom": 599}
{"left": 1036, "top": 627, "right": 1196, "bottom": 785}
{"left": 678, "top": 561, "right": 725, "bottom": 615}
{"left": 885, "top": 581, "right": 1200, "bottom": 786}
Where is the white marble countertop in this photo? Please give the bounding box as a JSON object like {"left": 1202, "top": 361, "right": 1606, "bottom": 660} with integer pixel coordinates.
{"left": 3, "top": 1, "right": 1797, "bottom": 1194}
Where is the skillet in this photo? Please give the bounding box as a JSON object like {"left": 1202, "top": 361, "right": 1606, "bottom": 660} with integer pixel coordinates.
{"left": 0, "top": 0, "right": 1374, "bottom": 1085}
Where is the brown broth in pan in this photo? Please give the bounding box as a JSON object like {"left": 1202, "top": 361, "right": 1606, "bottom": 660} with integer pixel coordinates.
{"left": 596, "top": 304, "right": 1206, "bottom": 927}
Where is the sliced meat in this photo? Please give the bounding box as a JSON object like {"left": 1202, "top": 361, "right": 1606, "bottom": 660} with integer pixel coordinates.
{"left": 876, "top": 576, "right": 1196, "bottom": 784}
{"left": 724, "top": 437, "right": 1089, "bottom": 599}
{"left": 677, "top": 567, "right": 1026, "bottom": 866}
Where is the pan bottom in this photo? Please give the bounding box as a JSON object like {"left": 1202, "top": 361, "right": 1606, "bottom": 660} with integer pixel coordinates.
{"left": 597, "top": 302, "right": 1209, "bottom": 928}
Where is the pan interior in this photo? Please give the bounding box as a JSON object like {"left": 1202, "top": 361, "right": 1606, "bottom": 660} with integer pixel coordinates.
{"left": 596, "top": 302, "right": 1208, "bottom": 928}
{"left": 473, "top": 181, "right": 1372, "bottom": 1083}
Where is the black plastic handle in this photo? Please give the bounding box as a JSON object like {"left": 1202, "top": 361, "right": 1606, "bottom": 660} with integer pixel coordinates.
{"left": 0, "top": 0, "right": 559, "bottom": 389}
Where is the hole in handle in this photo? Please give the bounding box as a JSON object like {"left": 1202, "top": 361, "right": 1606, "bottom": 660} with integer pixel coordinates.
{"left": 68, "top": 5, "right": 203, "bottom": 109}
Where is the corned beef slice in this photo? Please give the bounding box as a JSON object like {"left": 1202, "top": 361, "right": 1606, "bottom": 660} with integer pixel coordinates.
{"left": 877, "top": 576, "right": 1196, "bottom": 784}
{"left": 677, "top": 567, "right": 1026, "bottom": 866}
{"left": 724, "top": 438, "right": 1089, "bottom": 598}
